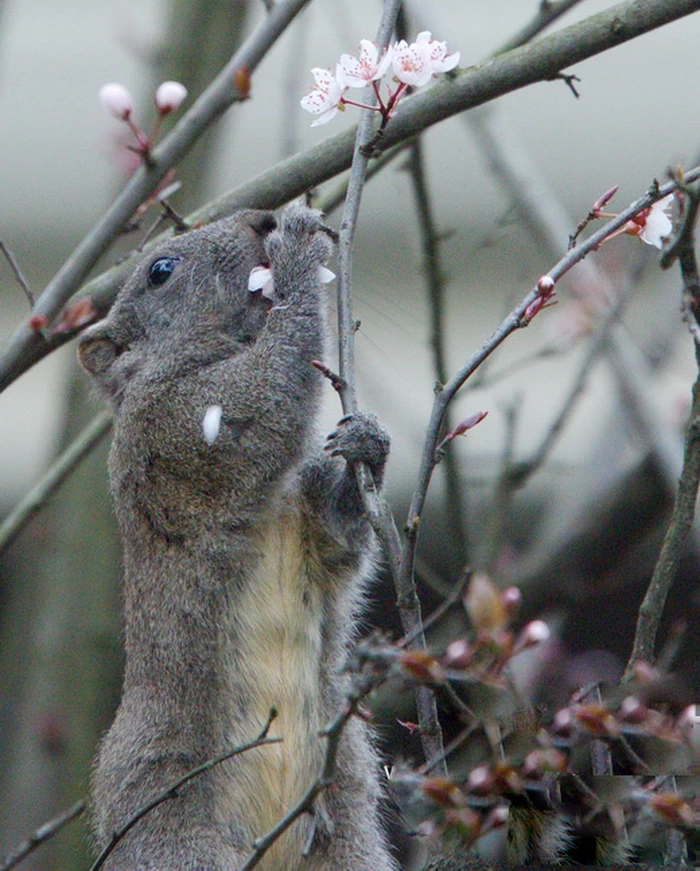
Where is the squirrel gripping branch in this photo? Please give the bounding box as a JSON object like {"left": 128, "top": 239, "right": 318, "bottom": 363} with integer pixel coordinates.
{"left": 78, "top": 205, "right": 395, "bottom": 871}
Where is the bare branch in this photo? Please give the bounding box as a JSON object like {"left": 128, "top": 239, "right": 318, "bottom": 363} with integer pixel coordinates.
{"left": 0, "top": 241, "right": 34, "bottom": 306}
{"left": 625, "top": 195, "right": 700, "bottom": 678}
{"left": 0, "top": 800, "right": 85, "bottom": 871}
{"left": 400, "top": 176, "right": 698, "bottom": 613}
{"left": 90, "top": 712, "right": 281, "bottom": 871}
{"left": 2, "top": 0, "right": 700, "bottom": 392}
{"left": 238, "top": 642, "right": 393, "bottom": 871}
{"left": 493, "top": 0, "right": 588, "bottom": 54}
{"left": 0, "top": 411, "right": 112, "bottom": 557}
{"left": 405, "top": 139, "right": 468, "bottom": 564}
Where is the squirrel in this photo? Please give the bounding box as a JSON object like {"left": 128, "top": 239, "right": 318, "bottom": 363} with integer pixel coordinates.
{"left": 78, "top": 204, "right": 396, "bottom": 870}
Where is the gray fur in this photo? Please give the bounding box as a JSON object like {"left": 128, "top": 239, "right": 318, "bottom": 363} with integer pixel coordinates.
{"left": 78, "top": 206, "right": 396, "bottom": 870}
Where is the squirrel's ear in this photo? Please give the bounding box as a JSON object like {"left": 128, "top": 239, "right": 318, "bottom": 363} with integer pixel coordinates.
{"left": 78, "top": 322, "right": 121, "bottom": 376}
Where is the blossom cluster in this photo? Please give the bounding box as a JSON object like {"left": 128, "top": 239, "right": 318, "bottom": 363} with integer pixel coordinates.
{"left": 301, "top": 32, "right": 460, "bottom": 128}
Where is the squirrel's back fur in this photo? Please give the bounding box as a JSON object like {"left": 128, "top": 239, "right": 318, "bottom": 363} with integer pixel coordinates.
{"left": 78, "top": 206, "right": 396, "bottom": 870}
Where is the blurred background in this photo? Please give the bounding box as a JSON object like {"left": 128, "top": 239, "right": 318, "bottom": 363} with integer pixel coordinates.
{"left": 0, "top": 0, "right": 698, "bottom": 866}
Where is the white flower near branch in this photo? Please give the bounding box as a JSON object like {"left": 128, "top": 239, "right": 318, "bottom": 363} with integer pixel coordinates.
{"left": 302, "top": 31, "right": 460, "bottom": 127}
{"left": 415, "top": 31, "right": 460, "bottom": 76}
{"left": 391, "top": 38, "right": 434, "bottom": 88}
{"left": 300, "top": 67, "right": 346, "bottom": 127}
{"left": 637, "top": 194, "right": 674, "bottom": 247}
{"left": 338, "top": 39, "right": 392, "bottom": 88}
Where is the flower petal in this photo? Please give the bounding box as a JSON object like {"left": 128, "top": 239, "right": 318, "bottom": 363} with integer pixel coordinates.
{"left": 203, "top": 405, "right": 222, "bottom": 446}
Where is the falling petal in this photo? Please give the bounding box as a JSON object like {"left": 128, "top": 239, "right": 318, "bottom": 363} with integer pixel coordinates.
{"left": 203, "top": 405, "right": 222, "bottom": 446}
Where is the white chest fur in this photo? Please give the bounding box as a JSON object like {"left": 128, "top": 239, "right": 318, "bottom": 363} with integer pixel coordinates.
{"left": 218, "top": 506, "right": 326, "bottom": 868}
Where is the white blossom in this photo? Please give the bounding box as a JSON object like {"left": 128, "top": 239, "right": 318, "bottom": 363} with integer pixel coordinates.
{"left": 391, "top": 39, "right": 433, "bottom": 88}
{"left": 638, "top": 194, "right": 673, "bottom": 247}
{"left": 300, "top": 67, "right": 346, "bottom": 127}
{"left": 414, "top": 31, "right": 460, "bottom": 75}
{"left": 338, "top": 40, "right": 392, "bottom": 88}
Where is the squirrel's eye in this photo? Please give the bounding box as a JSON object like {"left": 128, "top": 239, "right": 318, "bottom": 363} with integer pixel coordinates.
{"left": 147, "top": 257, "right": 180, "bottom": 288}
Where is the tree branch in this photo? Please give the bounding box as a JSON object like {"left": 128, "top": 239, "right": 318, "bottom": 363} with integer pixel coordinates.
{"left": 400, "top": 171, "right": 700, "bottom": 621}
{"left": 625, "top": 187, "right": 700, "bottom": 678}
{"left": 0, "top": 801, "right": 85, "bottom": 871}
{"left": 89, "top": 713, "right": 281, "bottom": 871}
{"left": 0, "top": 411, "right": 112, "bottom": 556}
{"left": 492, "top": 0, "right": 588, "bottom": 55}
{"left": 0, "top": 0, "right": 313, "bottom": 391}
{"left": 2, "top": 0, "right": 700, "bottom": 392}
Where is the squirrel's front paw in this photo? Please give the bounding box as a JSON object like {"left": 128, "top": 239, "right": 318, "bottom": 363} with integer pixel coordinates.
{"left": 325, "top": 413, "right": 390, "bottom": 480}
{"left": 264, "top": 204, "right": 334, "bottom": 294}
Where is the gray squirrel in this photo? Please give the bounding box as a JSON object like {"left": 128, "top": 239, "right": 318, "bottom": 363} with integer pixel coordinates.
{"left": 78, "top": 204, "right": 396, "bottom": 870}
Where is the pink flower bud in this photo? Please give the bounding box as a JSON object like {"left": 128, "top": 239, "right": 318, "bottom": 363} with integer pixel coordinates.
{"left": 591, "top": 184, "right": 619, "bottom": 215}
{"left": 99, "top": 83, "right": 134, "bottom": 120}
{"left": 466, "top": 766, "right": 493, "bottom": 795}
{"left": 537, "top": 274, "right": 555, "bottom": 295}
{"left": 552, "top": 707, "right": 573, "bottom": 736}
{"left": 443, "top": 639, "right": 472, "bottom": 670}
{"left": 501, "top": 586, "right": 522, "bottom": 617}
{"left": 155, "top": 81, "right": 188, "bottom": 116}
{"left": 484, "top": 805, "right": 509, "bottom": 830}
{"left": 520, "top": 620, "right": 551, "bottom": 646}
{"left": 619, "top": 695, "right": 647, "bottom": 724}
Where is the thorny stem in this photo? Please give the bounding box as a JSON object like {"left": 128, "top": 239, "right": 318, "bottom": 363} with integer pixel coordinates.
{"left": 90, "top": 713, "right": 281, "bottom": 871}
{"left": 625, "top": 192, "right": 700, "bottom": 679}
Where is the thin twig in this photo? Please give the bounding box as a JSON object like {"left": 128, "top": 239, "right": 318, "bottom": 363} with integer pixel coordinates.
{"left": 625, "top": 192, "right": 700, "bottom": 679}
{"left": 581, "top": 684, "right": 614, "bottom": 775}
{"left": 0, "top": 240, "right": 34, "bottom": 306}
{"left": 492, "top": 0, "right": 588, "bottom": 54}
{"left": 238, "top": 643, "right": 393, "bottom": 871}
{"left": 405, "top": 139, "right": 468, "bottom": 564}
{"left": 0, "top": 0, "right": 313, "bottom": 390}
{"left": 0, "top": 800, "right": 86, "bottom": 871}
{"left": 329, "top": 0, "right": 447, "bottom": 771}
{"left": 400, "top": 179, "right": 690, "bottom": 622}
{"left": 0, "top": 411, "right": 112, "bottom": 556}
{"left": 397, "top": 567, "right": 471, "bottom": 649}
{"left": 503, "top": 264, "right": 641, "bottom": 493}
{"left": 3, "top": 0, "right": 700, "bottom": 391}
{"left": 90, "top": 712, "right": 280, "bottom": 871}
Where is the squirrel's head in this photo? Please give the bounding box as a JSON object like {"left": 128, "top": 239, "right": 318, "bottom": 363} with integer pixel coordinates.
{"left": 78, "top": 209, "right": 277, "bottom": 408}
